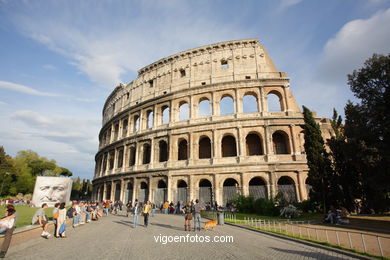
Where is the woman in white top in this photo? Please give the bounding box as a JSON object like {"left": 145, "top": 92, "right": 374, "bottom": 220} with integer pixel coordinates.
{"left": 56, "top": 202, "right": 67, "bottom": 238}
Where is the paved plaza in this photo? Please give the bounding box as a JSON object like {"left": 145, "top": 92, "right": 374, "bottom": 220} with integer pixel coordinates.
{"left": 6, "top": 214, "right": 367, "bottom": 260}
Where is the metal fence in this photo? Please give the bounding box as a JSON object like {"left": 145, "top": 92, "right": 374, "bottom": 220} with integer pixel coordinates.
{"left": 225, "top": 214, "right": 390, "bottom": 258}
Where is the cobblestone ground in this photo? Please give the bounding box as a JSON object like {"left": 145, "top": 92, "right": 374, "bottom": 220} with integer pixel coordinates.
{"left": 6, "top": 213, "right": 366, "bottom": 260}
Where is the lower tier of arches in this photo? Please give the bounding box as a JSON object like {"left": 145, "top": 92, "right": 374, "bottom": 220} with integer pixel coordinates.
{"left": 92, "top": 167, "right": 311, "bottom": 207}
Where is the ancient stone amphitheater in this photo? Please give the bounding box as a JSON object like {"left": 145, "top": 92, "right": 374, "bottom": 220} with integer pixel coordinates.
{"left": 92, "top": 39, "right": 332, "bottom": 207}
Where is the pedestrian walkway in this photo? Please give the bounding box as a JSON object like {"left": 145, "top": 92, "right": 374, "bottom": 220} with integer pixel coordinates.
{"left": 5, "top": 213, "right": 369, "bottom": 259}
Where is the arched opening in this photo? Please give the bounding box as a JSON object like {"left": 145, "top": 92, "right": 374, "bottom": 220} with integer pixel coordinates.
{"left": 249, "top": 177, "right": 267, "bottom": 199}
{"left": 178, "top": 139, "right": 188, "bottom": 160}
{"left": 138, "top": 182, "right": 148, "bottom": 203}
{"left": 198, "top": 98, "right": 211, "bottom": 117}
{"left": 106, "top": 183, "right": 111, "bottom": 200}
{"left": 161, "top": 105, "right": 170, "bottom": 125}
{"left": 147, "top": 110, "right": 154, "bottom": 129}
{"left": 126, "top": 182, "right": 133, "bottom": 203}
{"left": 122, "top": 118, "right": 128, "bottom": 137}
{"left": 129, "top": 146, "right": 136, "bottom": 166}
{"left": 246, "top": 133, "right": 263, "bottom": 156}
{"left": 199, "top": 179, "right": 213, "bottom": 205}
{"left": 117, "top": 148, "right": 124, "bottom": 168}
{"left": 114, "top": 123, "right": 119, "bottom": 141}
{"left": 222, "top": 135, "right": 237, "bottom": 157}
{"left": 220, "top": 95, "right": 234, "bottom": 115}
{"left": 142, "top": 143, "right": 151, "bottom": 164}
{"left": 133, "top": 115, "right": 140, "bottom": 132}
{"left": 199, "top": 136, "right": 211, "bottom": 159}
{"left": 267, "top": 92, "right": 282, "bottom": 112}
{"left": 102, "top": 153, "right": 107, "bottom": 173}
{"left": 223, "top": 178, "right": 240, "bottom": 206}
{"left": 272, "top": 131, "right": 290, "bottom": 154}
{"left": 115, "top": 183, "right": 121, "bottom": 201}
{"left": 154, "top": 180, "right": 167, "bottom": 207}
{"left": 179, "top": 102, "right": 189, "bottom": 121}
{"left": 277, "top": 176, "right": 297, "bottom": 202}
{"left": 243, "top": 94, "right": 258, "bottom": 113}
{"left": 176, "top": 180, "right": 188, "bottom": 203}
{"left": 159, "top": 140, "right": 168, "bottom": 162}
{"left": 99, "top": 186, "right": 104, "bottom": 202}
{"left": 109, "top": 151, "right": 115, "bottom": 170}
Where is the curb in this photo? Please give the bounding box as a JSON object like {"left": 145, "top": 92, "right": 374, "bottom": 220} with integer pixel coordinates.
{"left": 223, "top": 221, "right": 375, "bottom": 260}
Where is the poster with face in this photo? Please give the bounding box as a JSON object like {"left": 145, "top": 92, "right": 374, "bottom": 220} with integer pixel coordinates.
{"left": 32, "top": 177, "right": 73, "bottom": 207}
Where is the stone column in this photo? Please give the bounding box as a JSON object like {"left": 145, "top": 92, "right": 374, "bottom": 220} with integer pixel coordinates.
{"left": 212, "top": 130, "right": 220, "bottom": 158}
{"left": 110, "top": 181, "right": 115, "bottom": 201}
{"left": 167, "top": 175, "right": 173, "bottom": 202}
{"left": 132, "top": 178, "right": 137, "bottom": 203}
{"left": 283, "top": 84, "right": 290, "bottom": 112}
{"left": 241, "top": 173, "right": 249, "bottom": 196}
{"left": 264, "top": 126, "right": 272, "bottom": 155}
{"left": 296, "top": 171, "right": 305, "bottom": 202}
{"left": 290, "top": 125, "right": 298, "bottom": 155}
{"left": 147, "top": 176, "right": 152, "bottom": 202}
{"left": 134, "top": 143, "right": 140, "bottom": 167}
{"left": 189, "top": 174, "right": 195, "bottom": 201}
{"left": 103, "top": 183, "right": 107, "bottom": 200}
{"left": 122, "top": 145, "right": 128, "bottom": 172}
{"left": 153, "top": 105, "right": 158, "bottom": 129}
{"left": 234, "top": 88, "right": 240, "bottom": 115}
{"left": 113, "top": 149, "right": 118, "bottom": 170}
{"left": 213, "top": 174, "right": 221, "bottom": 206}
{"left": 120, "top": 179, "right": 126, "bottom": 202}
{"left": 237, "top": 127, "right": 244, "bottom": 157}
{"left": 150, "top": 138, "right": 155, "bottom": 168}
{"left": 269, "top": 171, "right": 276, "bottom": 199}
{"left": 189, "top": 133, "right": 194, "bottom": 162}
{"left": 211, "top": 92, "right": 217, "bottom": 116}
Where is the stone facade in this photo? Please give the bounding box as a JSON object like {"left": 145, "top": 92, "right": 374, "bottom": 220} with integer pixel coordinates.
{"left": 92, "top": 39, "right": 333, "bottom": 207}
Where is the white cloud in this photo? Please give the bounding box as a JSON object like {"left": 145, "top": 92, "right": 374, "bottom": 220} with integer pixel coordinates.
{"left": 279, "top": 0, "right": 303, "bottom": 8}
{"left": 0, "top": 80, "right": 62, "bottom": 97}
{"left": 7, "top": 1, "right": 251, "bottom": 88}
{"left": 0, "top": 101, "right": 6, "bottom": 105}
{"left": 42, "top": 64, "right": 56, "bottom": 70}
{"left": 320, "top": 8, "right": 390, "bottom": 83}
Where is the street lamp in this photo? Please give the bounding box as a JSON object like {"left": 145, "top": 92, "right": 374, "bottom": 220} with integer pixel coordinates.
{"left": 0, "top": 172, "right": 10, "bottom": 198}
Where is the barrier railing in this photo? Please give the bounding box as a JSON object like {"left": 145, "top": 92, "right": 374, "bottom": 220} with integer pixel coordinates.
{"left": 225, "top": 214, "right": 390, "bottom": 258}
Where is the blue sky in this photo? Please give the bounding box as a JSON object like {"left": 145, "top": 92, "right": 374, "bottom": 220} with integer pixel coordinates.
{"left": 1, "top": 0, "right": 390, "bottom": 179}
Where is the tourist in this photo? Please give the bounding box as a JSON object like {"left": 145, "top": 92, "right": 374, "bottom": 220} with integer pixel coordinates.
{"left": 52, "top": 202, "right": 60, "bottom": 237}
{"left": 192, "top": 199, "right": 203, "bottom": 231}
{"left": 151, "top": 202, "right": 156, "bottom": 217}
{"left": 163, "top": 201, "right": 169, "bottom": 214}
{"left": 183, "top": 201, "right": 193, "bottom": 231}
{"left": 126, "top": 201, "right": 132, "bottom": 217}
{"left": 0, "top": 205, "right": 16, "bottom": 258}
{"left": 133, "top": 200, "right": 140, "bottom": 228}
{"left": 67, "top": 202, "right": 79, "bottom": 228}
{"left": 142, "top": 201, "right": 152, "bottom": 227}
{"left": 75, "top": 201, "right": 85, "bottom": 225}
{"left": 32, "top": 203, "right": 50, "bottom": 238}
{"left": 56, "top": 202, "right": 67, "bottom": 238}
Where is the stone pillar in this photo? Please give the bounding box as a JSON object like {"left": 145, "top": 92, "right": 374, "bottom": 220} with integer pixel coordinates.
{"left": 153, "top": 105, "right": 158, "bottom": 129}
{"left": 132, "top": 178, "right": 137, "bottom": 203}
{"left": 234, "top": 88, "right": 240, "bottom": 114}
{"left": 190, "top": 96, "right": 195, "bottom": 119}
{"left": 296, "top": 171, "right": 305, "bottom": 202}
{"left": 269, "top": 171, "right": 276, "bottom": 199}
{"left": 135, "top": 143, "right": 140, "bottom": 167}
{"left": 167, "top": 175, "right": 173, "bottom": 202}
{"left": 147, "top": 176, "right": 152, "bottom": 202}
{"left": 189, "top": 174, "right": 195, "bottom": 201}
{"left": 122, "top": 145, "right": 128, "bottom": 172}
{"left": 120, "top": 179, "right": 126, "bottom": 202}
{"left": 103, "top": 183, "right": 107, "bottom": 200}
{"left": 241, "top": 173, "right": 249, "bottom": 196}
{"left": 237, "top": 127, "right": 244, "bottom": 157}
{"left": 189, "top": 133, "right": 194, "bottom": 162}
{"left": 264, "top": 126, "right": 272, "bottom": 155}
{"left": 211, "top": 92, "right": 217, "bottom": 116}
{"left": 213, "top": 174, "right": 221, "bottom": 206}
{"left": 113, "top": 149, "right": 118, "bottom": 170}
{"left": 150, "top": 138, "right": 155, "bottom": 168}
{"left": 110, "top": 181, "right": 115, "bottom": 201}
{"left": 290, "top": 125, "right": 298, "bottom": 155}
{"left": 283, "top": 85, "right": 290, "bottom": 112}
{"left": 212, "top": 130, "right": 220, "bottom": 158}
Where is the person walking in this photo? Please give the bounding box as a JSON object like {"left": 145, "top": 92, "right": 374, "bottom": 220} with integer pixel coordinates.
{"left": 32, "top": 203, "right": 50, "bottom": 238}
{"left": 56, "top": 202, "right": 67, "bottom": 238}
{"left": 133, "top": 200, "right": 140, "bottom": 228}
{"left": 142, "top": 201, "right": 152, "bottom": 227}
{"left": 192, "top": 199, "right": 203, "bottom": 231}
{"left": 52, "top": 203, "right": 60, "bottom": 237}
{"left": 183, "top": 201, "right": 193, "bottom": 231}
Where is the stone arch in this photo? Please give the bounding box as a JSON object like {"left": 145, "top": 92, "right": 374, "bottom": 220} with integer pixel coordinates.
{"left": 179, "top": 101, "right": 189, "bottom": 121}
{"left": 154, "top": 179, "right": 167, "bottom": 207}
{"left": 115, "top": 182, "right": 121, "bottom": 201}
{"left": 178, "top": 139, "right": 188, "bottom": 160}
{"left": 138, "top": 181, "right": 148, "bottom": 203}
{"left": 161, "top": 105, "right": 170, "bottom": 125}
{"left": 249, "top": 177, "right": 267, "bottom": 199}
{"left": 199, "top": 136, "right": 212, "bottom": 159}
{"left": 158, "top": 140, "right": 168, "bottom": 162}
{"left": 242, "top": 92, "right": 258, "bottom": 113}
{"left": 246, "top": 132, "right": 263, "bottom": 156}
{"left": 142, "top": 143, "right": 151, "bottom": 164}
{"left": 272, "top": 131, "right": 290, "bottom": 154}
{"left": 199, "top": 179, "right": 213, "bottom": 205}
{"left": 267, "top": 90, "right": 283, "bottom": 112}
{"left": 106, "top": 183, "right": 111, "bottom": 200}
{"left": 133, "top": 115, "right": 140, "bottom": 132}
{"left": 129, "top": 146, "right": 136, "bottom": 166}
{"left": 222, "top": 135, "right": 237, "bottom": 157}
{"left": 176, "top": 180, "right": 188, "bottom": 203}
{"left": 277, "top": 176, "right": 297, "bottom": 202}
{"left": 222, "top": 178, "right": 240, "bottom": 206}
{"left": 146, "top": 110, "right": 154, "bottom": 129}
{"left": 198, "top": 97, "right": 211, "bottom": 117}
{"left": 220, "top": 95, "right": 234, "bottom": 115}
{"left": 126, "top": 182, "right": 133, "bottom": 203}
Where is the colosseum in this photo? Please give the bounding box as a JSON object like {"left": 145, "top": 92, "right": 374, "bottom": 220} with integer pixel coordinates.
{"left": 91, "top": 38, "right": 332, "bottom": 207}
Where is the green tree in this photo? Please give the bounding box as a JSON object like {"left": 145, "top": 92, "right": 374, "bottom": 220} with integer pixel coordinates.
{"left": 302, "top": 106, "right": 335, "bottom": 213}
{"left": 0, "top": 146, "right": 16, "bottom": 197}
{"left": 344, "top": 53, "right": 390, "bottom": 212}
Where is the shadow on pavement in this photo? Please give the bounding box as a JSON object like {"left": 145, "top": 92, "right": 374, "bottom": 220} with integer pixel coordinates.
{"left": 269, "top": 247, "right": 354, "bottom": 260}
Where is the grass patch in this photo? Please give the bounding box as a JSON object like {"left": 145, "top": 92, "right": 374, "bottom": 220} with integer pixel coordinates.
{"left": 0, "top": 205, "right": 55, "bottom": 228}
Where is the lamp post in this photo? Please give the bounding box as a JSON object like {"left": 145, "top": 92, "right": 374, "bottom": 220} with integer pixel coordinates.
{"left": 0, "top": 172, "right": 11, "bottom": 198}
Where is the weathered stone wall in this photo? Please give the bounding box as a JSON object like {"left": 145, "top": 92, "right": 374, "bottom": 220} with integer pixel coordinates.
{"left": 92, "top": 39, "right": 332, "bottom": 206}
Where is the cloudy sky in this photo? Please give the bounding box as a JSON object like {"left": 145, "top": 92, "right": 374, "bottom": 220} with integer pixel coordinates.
{"left": 1, "top": 0, "right": 389, "bottom": 179}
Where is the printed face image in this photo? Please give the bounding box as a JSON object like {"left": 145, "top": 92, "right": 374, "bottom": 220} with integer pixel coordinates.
{"left": 32, "top": 177, "right": 72, "bottom": 207}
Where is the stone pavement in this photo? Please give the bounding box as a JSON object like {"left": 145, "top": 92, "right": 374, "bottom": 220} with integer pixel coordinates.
{"left": 5, "top": 213, "right": 369, "bottom": 260}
